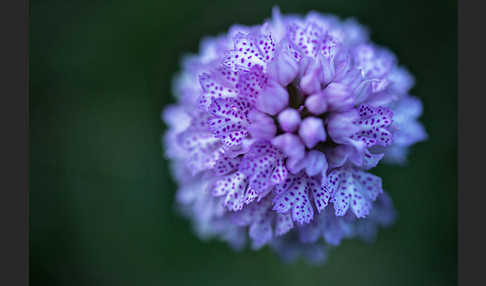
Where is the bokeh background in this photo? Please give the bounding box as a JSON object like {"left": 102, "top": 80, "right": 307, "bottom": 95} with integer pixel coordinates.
{"left": 30, "top": 0, "right": 457, "bottom": 285}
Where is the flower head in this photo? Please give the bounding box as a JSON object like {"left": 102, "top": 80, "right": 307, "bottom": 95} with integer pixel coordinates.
{"left": 162, "top": 7, "right": 426, "bottom": 263}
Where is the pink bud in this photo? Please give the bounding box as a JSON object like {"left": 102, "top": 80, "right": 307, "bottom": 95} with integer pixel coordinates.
{"left": 277, "top": 108, "right": 301, "bottom": 133}
{"left": 305, "top": 92, "right": 328, "bottom": 115}
{"left": 299, "top": 117, "right": 327, "bottom": 149}
{"left": 255, "top": 80, "right": 289, "bottom": 115}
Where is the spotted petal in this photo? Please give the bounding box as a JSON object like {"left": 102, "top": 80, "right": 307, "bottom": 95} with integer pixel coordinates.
{"left": 350, "top": 104, "right": 393, "bottom": 147}
{"left": 307, "top": 177, "right": 332, "bottom": 213}
{"left": 273, "top": 176, "right": 314, "bottom": 224}
{"left": 288, "top": 21, "right": 324, "bottom": 57}
{"left": 239, "top": 141, "right": 283, "bottom": 193}
{"left": 199, "top": 69, "right": 238, "bottom": 109}
{"left": 329, "top": 168, "right": 383, "bottom": 218}
{"left": 354, "top": 44, "right": 395, "bottom": 79}
{"left": 271, "top": 158, "right": 289, "bottom": 185}
{"left": 224, "top": 31, "right": 276, "bottom": 72}
{"left": 177, "top": 130, "right": 221, "bottom": 175}
{"left": 212, "top": 152, "right": 241, "bottom": 176}
{"left": 208, "top": 98, "right": 250, "bottom": 147}
{"left": 236, "top": 65, "right": 268, "bottom": 104}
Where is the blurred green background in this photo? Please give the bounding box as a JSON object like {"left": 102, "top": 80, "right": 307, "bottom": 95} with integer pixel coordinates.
{"left": 30, "top": 0, "right": 457, "bottom": 285}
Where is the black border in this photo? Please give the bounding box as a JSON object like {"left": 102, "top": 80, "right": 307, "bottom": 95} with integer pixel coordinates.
{"left": 0, "top": 0, "right": 29, "bottom": 285}
{"left": 458, "top": 1, "right": 484, "bottom": 285}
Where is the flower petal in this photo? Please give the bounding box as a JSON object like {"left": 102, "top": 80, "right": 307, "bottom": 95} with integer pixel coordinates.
{"left": 329, "top": 168, "right": 383, "bottom": 218}
{"left": 273, "top": 176, "right": 314, "bottom": 224}
{"left": 275, "top": 212, "right": 294, "bottom": 236}
{"left": 239, "top": 141, "right": 283, "bottom": 193}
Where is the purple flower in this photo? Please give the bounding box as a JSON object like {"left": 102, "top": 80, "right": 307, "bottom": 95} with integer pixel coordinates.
{"left": 162, "top": 7, "right": 426, "bottom": 263}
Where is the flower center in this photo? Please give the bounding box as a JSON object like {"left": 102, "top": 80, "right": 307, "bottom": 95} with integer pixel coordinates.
{"left": 271, "top": 83, "right": 329, "bottom": 151}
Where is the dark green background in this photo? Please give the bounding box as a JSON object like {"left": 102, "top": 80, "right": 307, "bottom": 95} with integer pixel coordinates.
{"left": 30, "top": 0, "right": 457, "bottom": 285}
